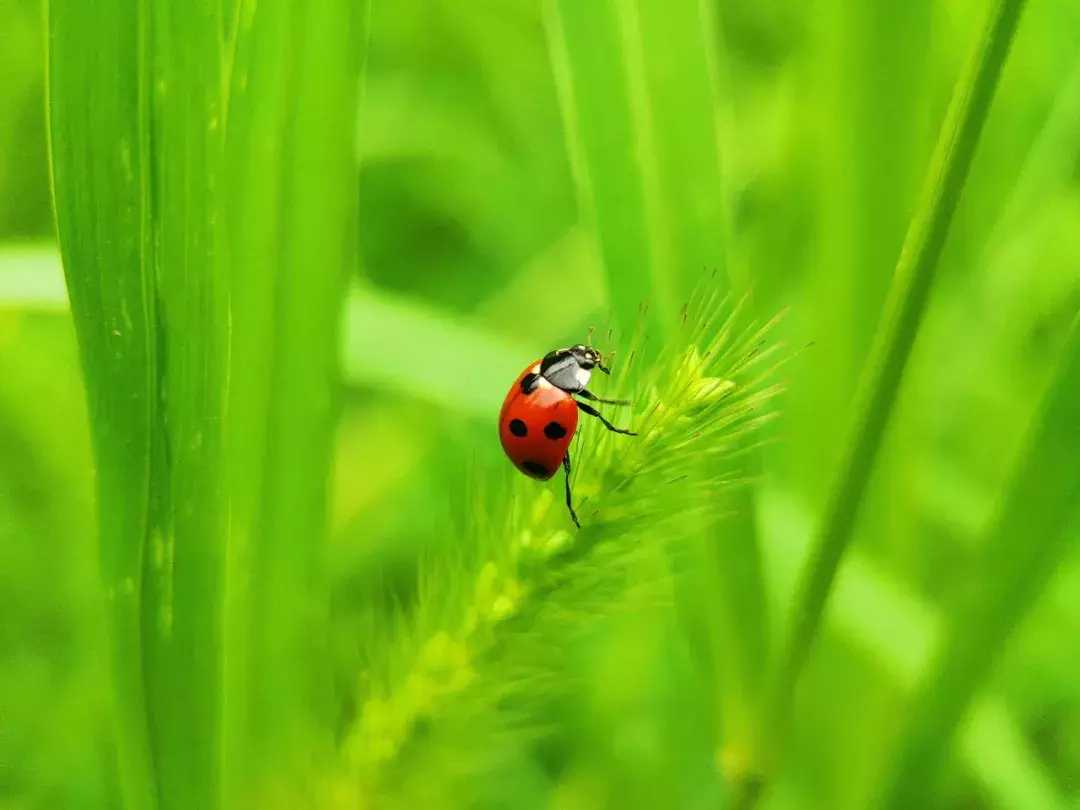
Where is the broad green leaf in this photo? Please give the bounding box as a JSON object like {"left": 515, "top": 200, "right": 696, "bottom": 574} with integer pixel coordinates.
{"left": 49, "top": 4, "right": 170, "bottom": 805}
{"left": 48, "top": 2, "right": 362, "bottom": 807}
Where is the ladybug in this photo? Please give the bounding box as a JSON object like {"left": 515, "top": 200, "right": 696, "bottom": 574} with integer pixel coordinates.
{"left": 499, "top": 344, "right": 636, "bottom": 527}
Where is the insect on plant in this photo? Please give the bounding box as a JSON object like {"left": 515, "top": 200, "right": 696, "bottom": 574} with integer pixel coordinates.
{"left": 498, "top": 343, "right": 636, "bottom": 527}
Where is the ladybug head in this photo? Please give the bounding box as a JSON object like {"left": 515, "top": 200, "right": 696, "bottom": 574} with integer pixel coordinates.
{"left": 569, "top": 344, "right": 610, "bottom": 375}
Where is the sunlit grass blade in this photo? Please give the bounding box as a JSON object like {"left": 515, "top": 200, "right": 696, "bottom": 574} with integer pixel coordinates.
{"left": 139, "top": 8, "right": 232, "bottom": 810}
{"left": 762, "top": 0, "right": 1029, "bottom": 781}
{"left": 878, "top": 312, "right": 1080, "bottom": 807}
{"left": 545, "top": 0, "right": 729, "bottom": 341}
{"left": 628, "top": 0, "right": 730, "bottom": 304}
{"left": 220, "top": 1, "right": 361, "bottom": 803}
{"left": 544, "top": 0, "right": 663, "bottom": 338}
{"left": 52, "top": 1, "right": 233, "bottom": 806}
{"left": 49, "top": 1, "right": 361, "bottom": 807}
{"left": 48, "top": 2, "right": 197, "bottom": 806}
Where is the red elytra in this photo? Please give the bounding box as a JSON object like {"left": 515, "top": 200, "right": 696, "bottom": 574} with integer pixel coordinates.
{"left": 498, "top": 343, "right": 635, "bottom": 528}
{"left": 498, "top": 361, "right": 579, "bottom": 480}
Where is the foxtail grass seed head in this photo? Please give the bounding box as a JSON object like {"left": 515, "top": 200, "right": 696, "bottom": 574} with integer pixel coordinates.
{"left": 345, "top": 289, "right": 784, "bottom": 799}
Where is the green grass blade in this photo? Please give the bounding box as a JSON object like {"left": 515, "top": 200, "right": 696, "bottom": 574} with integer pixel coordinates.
{"left": 710, "top": 480, "right": 769, "bottom": 782}
{"left": 220, "top": 2, "right": 361, "bottom": 802}
{"left": 49, "top": 2, "right": 360, "bottom": 806}
{"left": 141, "top": 7, "right": 231, "bottom": 809}
{"left": 764, "top": 0, "right": 1028, "bottom": 771}
{"left": 545, "top": 0, "right": 729, "bottom": 341}
{"left": 545, "top": 0, "right": 662, "bottom": 338}
{"left": 52, "top": 1, "right": 232, "bottom": 807}
{"left": 789, "top": 1, "right": 930, "bottom": 520}
{"left": 629, "top": 0, "right": 730, "bottom": 303}
{"left": 878, "top": 313, "right": 1080, "bottom": 807}
{"left": 220, "top": 0, "right": 362, "bottom": 799}
{"left": 48, "top": 5, "right": 161, "bottom": 806}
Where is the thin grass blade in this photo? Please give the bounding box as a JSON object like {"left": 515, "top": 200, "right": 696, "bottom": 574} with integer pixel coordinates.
{"left": 764, "top": 0, "right": 1029, "bottom": 778}
{"left": 545, "top": 0, "right": 729, "bottom": 341}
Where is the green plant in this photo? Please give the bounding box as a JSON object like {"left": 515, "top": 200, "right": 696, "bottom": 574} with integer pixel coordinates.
{"left": 48, "top": 2, "right": 360, "bottom": 807}
{"left": 19, "top": 0, "right": 1078, "bottom": 806}
{"left": 545, "top": 0, "right": 729, "bottom": 340}
{"left": 761, "top": 0, "right": 1029, "bottom": 791}
{"left": 340, "top": 292, "right": 782, "bottom": 805}
{"left": 879, "top": 312, "right": 1080, "bottom": 806}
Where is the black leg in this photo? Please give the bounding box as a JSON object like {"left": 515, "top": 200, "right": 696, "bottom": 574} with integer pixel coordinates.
{"left": 563, "top": 453, "right": 580, "bottom": 528}
{"left": 575, "top": 400, "right": 638, "bottom": 435}
{"left": 577, "top": 387, "right": 630, "bottom": 406}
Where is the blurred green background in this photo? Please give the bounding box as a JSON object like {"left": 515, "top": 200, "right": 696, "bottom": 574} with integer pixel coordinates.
{"left": 2, "top": 0, "right": 1080, "bottom": 807}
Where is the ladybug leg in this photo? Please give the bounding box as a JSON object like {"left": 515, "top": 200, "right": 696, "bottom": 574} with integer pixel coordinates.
{"left": 577, "top": 387, "right": 630, "bottom": 407}
{"left": 562, "top": 453, "right": 581, "bottom": 528}
{"left": 575, "top": 400, "right": 638, "bottom": 436}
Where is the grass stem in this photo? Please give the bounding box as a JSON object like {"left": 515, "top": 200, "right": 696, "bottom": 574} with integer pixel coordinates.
{"left": 761, "top": 0, "right": 1028, "bottom": 786}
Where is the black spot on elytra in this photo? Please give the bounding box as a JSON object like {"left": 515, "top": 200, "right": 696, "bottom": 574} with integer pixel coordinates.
{"left": 521, "top": 460, "right": 549, "bottom": 478}
{"left": 520, "top": 373, "right": 540, "bottom": 394}
{"left": 509, "top": 418, "right": 528, "bottom": 437}
{"left": 544, "top": 421, "right": 567, "bottom": 440}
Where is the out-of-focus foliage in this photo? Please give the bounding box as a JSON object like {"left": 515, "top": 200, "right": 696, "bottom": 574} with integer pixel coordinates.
{"left": 1, "top": 0, "right": 1079, "bottom": 807}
